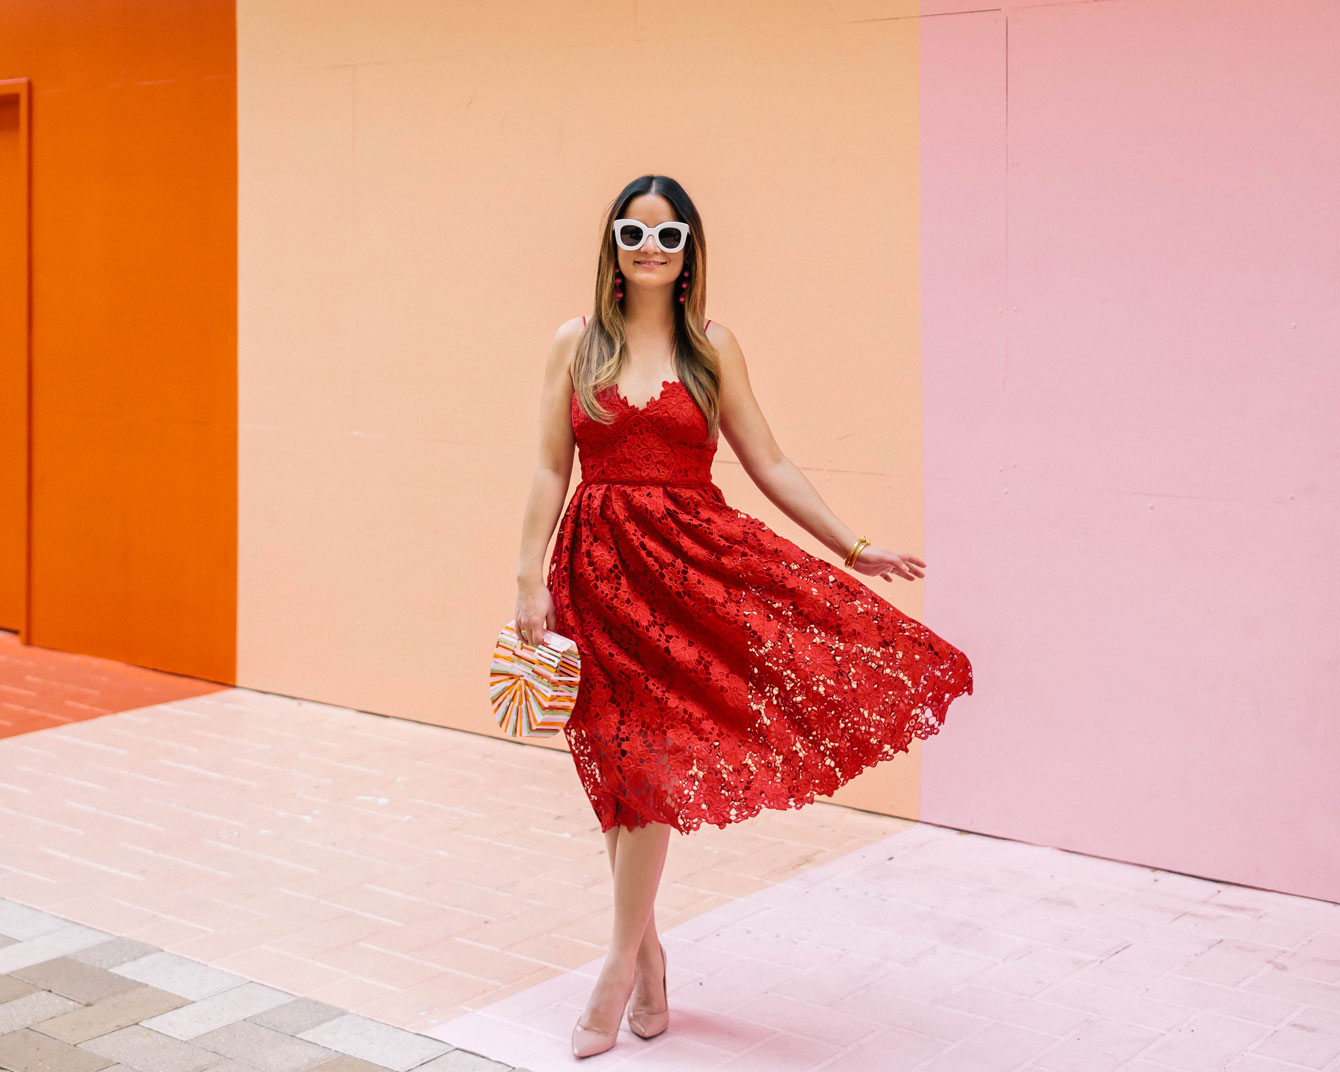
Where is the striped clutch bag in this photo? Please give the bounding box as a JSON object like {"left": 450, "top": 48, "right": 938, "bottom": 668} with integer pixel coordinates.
{"left": 489, "top": 619, "right": 582, "bottom": 737}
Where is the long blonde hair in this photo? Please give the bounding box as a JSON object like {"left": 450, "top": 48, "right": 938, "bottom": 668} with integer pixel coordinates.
{"left": 572, "top": 175, "right": 721, "bottom": 440}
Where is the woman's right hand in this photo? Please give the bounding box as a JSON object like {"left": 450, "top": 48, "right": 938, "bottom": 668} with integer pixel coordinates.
{"left": 515, "top": 578, "right": 556, "bottom": 647}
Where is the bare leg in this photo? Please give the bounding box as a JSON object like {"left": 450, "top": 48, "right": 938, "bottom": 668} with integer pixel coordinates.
{"left": 577, "top": 821, "right": 671, "bottom": 1035}
{"left": 603, "top": 825, "right": 667, "bottom": 1008}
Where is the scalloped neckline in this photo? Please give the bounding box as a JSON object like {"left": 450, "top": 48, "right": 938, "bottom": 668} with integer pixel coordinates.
{"left": 610, "top": 378, "right": 683, "bottom": 413}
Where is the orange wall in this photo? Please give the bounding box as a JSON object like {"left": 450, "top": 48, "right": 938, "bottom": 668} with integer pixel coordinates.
{"left": 0, "top": 2, "right": 237, "bottom": 681}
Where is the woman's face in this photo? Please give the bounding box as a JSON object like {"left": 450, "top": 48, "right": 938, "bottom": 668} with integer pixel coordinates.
{"left": 614, "top": 193, "right": 687, "bottom": 293}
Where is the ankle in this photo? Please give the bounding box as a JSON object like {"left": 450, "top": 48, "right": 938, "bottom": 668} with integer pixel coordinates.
{"left": 600, "top": 954, "right": 638, "bottom": 981}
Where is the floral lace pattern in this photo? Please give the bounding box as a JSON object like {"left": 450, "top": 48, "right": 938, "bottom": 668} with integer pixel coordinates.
{"left": 545, "top": 376, "right": 974, "bottom": 835}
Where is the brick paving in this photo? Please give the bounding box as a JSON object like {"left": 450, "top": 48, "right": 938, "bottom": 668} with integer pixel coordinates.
{"left": 0, "top": 902, "right": 516, "bottom": 1071}
{"left": 434, "top": 824, "right": 1340, "bottom": 1071}
{"left": 2, "top": 638, "right": 1339, "bottom": 1070}
{"left": 0, "top": 632, "right": 227, "bottom": 739}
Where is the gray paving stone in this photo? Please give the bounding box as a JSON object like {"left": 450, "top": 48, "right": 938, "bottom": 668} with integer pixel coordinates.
{"left": 306, "top": 1058, "right": 396, "bottom": 1072}
{"left": 298, "top": 1014, "right": 450, "bottom": 1072}
{"left": 0, "top": 921, "right": 115, "bottom": 972}
{"left": 0, "top": 972, "right": 38, "bottom": 1003}
{"left": 31, "top": 981, "right": 190, "bottom": 1045}
{"left": 0, "top": 899, "right": 73, "bottom": 942}
{"left": 110, "top": 953, "right": 250, "bottom": 1001}
{"left": 246, "top": 998, "right": 347, "bottom": 1035}
{"left": 72, "top": 938, "right": 164, "bottom": 970}
{"left": 0, "top": 924, "right": 519, "bottom": 1072}
{"left": 410, "top": 1049, "right": 514, "bottom": 1071}
{"left": 199, "top": 1063, "right": 266, "bottom": 1072}
{"left": 13, "top": 955, "right": 145, "bottom": 1004}
{"left": 0, "top": 1025, "right": 118, "bottom": 1072}
{"left": 78, "top": 1023, "right": 222, "bottom": 1072}
{"left": 0, "top": 988, "right": 82, "bottom": 1033}
{"left": 140, "top": 982, "right": 295, "bottom": 1041}
{"left": 190, "top": 1018, "right": 339, "bottom": 1071}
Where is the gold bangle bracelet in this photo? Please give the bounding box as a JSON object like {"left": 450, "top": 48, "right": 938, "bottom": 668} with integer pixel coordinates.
{"left": 844, "top": 535, "right": 869, "bottom": 567}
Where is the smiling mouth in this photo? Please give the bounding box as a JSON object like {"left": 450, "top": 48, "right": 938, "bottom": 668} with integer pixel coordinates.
{"left": 635, "top": 260, "right": 665, "bottom": 266}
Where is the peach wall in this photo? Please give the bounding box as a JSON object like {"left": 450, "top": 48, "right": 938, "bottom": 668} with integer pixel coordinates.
{"left": 236, "top": 3, "right": 933, "bottom": 819}
{"left": 0, "top": 2, "right": 237, "bottom": 680}
{"left": 918, "top": 0, "right": 1340, "bottom": 900}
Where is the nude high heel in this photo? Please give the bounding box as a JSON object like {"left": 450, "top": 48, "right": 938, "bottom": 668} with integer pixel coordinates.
{"left": 627, "top": 939, "right": 669, "bottom": 1040}
{"left": 571, "top": 1016, "right": 622, "bottom": 1059}
{"left": 571, "top": 965, "right": 636, "bottom": 1059}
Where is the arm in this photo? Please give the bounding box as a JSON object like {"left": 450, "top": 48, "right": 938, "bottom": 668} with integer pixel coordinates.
{"left": 713, "top": 323, "right": 923, "bottom": 582}
{"left": 514, "top": 318, "right": 582, "bottom": 640}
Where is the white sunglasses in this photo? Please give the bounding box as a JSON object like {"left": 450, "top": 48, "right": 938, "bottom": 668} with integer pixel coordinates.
{"left": 612, "top": 218, "right": 691, "bottom": 254}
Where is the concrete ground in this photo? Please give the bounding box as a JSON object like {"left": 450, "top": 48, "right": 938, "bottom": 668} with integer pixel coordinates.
{"left": 2, "top": 631, "right": 1338, "bottom": 1071}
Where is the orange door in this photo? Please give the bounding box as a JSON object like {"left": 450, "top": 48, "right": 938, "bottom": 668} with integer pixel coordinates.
{"left": 0, "top": 80, "right": 31, "bottom": 638}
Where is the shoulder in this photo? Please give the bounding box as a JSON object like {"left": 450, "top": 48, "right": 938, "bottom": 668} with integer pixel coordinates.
{"left": 556, "top": 315, "right": 587, "bottom": 341}
{"left": 704, "top": 319, "right": 731, "bottom": 346}
{"left": 544, "top": 317, "right": 588, "bottom": 392}
{"left": 704, "top": 319, "right": 742, "bottom": 367}
{"left": 551, "top": 315, "right": 588, "bottom": 365}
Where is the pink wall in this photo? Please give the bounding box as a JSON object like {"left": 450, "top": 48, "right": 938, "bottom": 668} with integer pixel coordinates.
{"left": 918, "top": 0, "right": 1340, "bottom": 901}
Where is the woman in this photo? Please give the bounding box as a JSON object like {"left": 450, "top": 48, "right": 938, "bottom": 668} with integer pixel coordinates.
{"left": 513, "top": 174, "right": 974, "bottom": 1058}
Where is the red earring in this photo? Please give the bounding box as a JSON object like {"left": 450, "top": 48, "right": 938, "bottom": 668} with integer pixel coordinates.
{"left": 614, "top": 269, "right": 623, "bottom": 301}
{"left": 679, "top": 268, "right": 689, "bottom": 304}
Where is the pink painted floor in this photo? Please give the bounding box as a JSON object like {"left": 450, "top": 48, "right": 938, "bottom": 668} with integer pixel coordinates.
{"left": 1, "top": 643, "right": 1339, "bottom": 1070}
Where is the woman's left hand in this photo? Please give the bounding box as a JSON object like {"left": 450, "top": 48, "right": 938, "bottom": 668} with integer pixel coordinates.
{"left": 849, "top": 545, "right": 925, "bottom": 583}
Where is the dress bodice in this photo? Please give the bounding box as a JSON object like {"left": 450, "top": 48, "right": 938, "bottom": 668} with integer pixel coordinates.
{"left": 571, "top": 381, "right": 718, "bottom": 486}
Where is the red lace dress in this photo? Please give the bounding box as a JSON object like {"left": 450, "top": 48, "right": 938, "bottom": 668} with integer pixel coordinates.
{"left": 545, "top": 317, "right": 974, "bottom": 835}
